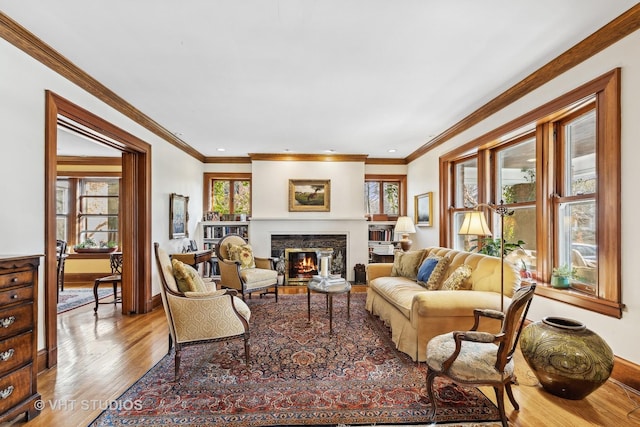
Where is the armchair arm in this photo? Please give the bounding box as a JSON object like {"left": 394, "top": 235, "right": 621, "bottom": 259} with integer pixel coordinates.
{"left": 441, "top": 330, "right": 498, "bottom": 371}
{"left": 166, "top": 293, "right": 248, "bottom": 343}
{"left": 254, "top": 256, "right": 274, "bottom": 270}
{"left": 470, "top": 308, "right": 505, "bottom": 331}
{"left": 217, "top": 259, "right": 243, "bottom": 291}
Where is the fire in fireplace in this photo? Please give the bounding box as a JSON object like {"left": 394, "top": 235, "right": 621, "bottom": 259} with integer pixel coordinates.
{"left": 285, "top": 247, "right": 332, "bottom": 285}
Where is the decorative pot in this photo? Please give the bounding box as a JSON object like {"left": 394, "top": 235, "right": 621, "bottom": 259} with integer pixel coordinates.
{"left": 551, "top": 275, "right": 570, "bottom": 288}
{"left": 520, "top": 317, "right": 614, "bottom": 400}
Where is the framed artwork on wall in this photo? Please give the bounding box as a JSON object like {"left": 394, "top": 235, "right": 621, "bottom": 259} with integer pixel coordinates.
{"left": 170, "top": 193, "right": 189, "bottom": 239}
{"left": 288, "top": 179, "right": 331, "bottom": 212}
{"left": 415, "top": 192, "right": 433, "bottom": 227}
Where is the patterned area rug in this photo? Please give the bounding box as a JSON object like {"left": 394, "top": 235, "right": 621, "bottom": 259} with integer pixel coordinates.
{"left": 57, "top": 288, "right": 114, "bottom": 313}
{"left": 90, "top": 293, "right": 499, "bottom": 426}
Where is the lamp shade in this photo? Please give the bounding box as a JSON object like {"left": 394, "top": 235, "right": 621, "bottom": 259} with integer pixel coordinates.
{"left": 458, "top": 211, "right": 492, "bottom": 236}
{"left": 394, "top": 216, "right": 416, "bottom": 234}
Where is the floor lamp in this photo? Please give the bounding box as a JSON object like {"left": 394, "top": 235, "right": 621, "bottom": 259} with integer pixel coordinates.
{"left": 458, "top": 201, "right": 514, "bottom": 312}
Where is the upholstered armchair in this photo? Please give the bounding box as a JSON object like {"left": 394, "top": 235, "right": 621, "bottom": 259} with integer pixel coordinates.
{"left": 215, "top": 234, "right": 279, "bottom": 301}
{"left": 425, "top": 284, "right": 536, "bottom": 427}
{"left": 154, "top": 242, "right": 251, "bottom": 380}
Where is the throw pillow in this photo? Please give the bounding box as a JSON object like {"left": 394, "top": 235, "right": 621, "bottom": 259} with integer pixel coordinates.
{"left": 172, "top": 259, "right": 208, "bottom": 293}
{"left": 227, "top": 243, "right": 256, "bottom": 270}
{"left": 424, "top": 255, "right": 451, "bottom": 290}
{"left": 417, "top": 257, "right": 439, "bottom": 282}
{"left": 390, "top": 249, "right": 426, "bottom": 280}
{"left": 440, "top": 264, "right": 473, "bottom": 290}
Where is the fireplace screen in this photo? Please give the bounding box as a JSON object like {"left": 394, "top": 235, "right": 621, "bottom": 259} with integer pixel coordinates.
{"left": 285, "top": 248, "right": 332, "bottom": 285}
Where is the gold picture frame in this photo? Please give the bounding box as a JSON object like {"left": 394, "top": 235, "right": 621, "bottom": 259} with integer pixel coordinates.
{"left": 288, "top": 180, "right": 331, "bottom": 212}
{"left": 170, "top": 193, "right": 189, "bottom": 239}
{"left": 415, "top": 192, "right": 433, "bottom": 227}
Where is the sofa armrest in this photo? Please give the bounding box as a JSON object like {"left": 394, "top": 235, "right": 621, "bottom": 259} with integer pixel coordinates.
{"left": 366, "top": 263, "right": 394, "bottom": 282}
{"left": 410, "top": 290, "right": 506, "bottom": 327}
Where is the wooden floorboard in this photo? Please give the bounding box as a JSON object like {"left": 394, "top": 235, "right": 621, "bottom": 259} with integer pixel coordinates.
{"left": 6, "top": 285, "right": 640, "bottom": 426}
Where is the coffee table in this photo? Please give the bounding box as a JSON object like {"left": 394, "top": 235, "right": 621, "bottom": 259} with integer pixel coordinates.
{"left": 307, "top": 278, "right": 351, "bottom": 334}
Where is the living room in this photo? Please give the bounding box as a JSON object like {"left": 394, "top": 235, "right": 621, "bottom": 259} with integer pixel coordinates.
{"left": 2, "top": 2, "right": 640, "bottom": 426}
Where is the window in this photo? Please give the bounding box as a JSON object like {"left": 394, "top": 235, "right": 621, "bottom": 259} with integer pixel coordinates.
{"left": 365, "top": 175, "right": 407, "bottom": 220}
{"left": 204, "top": 173, "right": 252, "bottom": 216}
{"left": 441, "top": 69, "right": 621, "bottom": 317}
{"left": 57, "top": 177, "right": 120, "bottom": 249}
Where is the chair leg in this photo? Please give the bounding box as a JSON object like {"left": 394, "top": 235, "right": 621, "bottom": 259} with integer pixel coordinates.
{"left": 426, "top": 369, "right": 439, "bottom": 420}
{"left": 244, "top": 333, "right": 250, "bottom": 366}
{"left": 505, "top": 380, "right": 519, "bottom": 410}
{"left": 275, "top": 284, "right": 278, "bottom": 302}
{"left": 168, "top": 333, "right": 173, "bottom": 353}
{"left": 93, "top": 280, "right": 100, "bottom": 312}
{"left": 494, "top": 386, "right": 509, "bottom": 427}
{"left": 112, "top": 282, "right": 118, "bottom": 305}
{"left": 174, "top": 345, "right": 182, "bottom": 381}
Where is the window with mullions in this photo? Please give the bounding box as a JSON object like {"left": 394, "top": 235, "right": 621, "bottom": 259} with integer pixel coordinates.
{"left": 210, "top": 179, "right": 251, "bottom": 215}
{"left": 364, "top": 176, "right": 406, "bottom": 220}
{"left": 554, "top": 107, "right": 597, "bottom": 293}
{"left": 451, "top": 157, "right": 478, "bottom": 251}
{"left": 77, "top": 179, "right": 119, "bottom": 247}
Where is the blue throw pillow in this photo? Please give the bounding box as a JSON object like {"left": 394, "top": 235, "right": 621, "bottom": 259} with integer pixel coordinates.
{"left": 417, "top": 257, "right": 439, "bottom": 282}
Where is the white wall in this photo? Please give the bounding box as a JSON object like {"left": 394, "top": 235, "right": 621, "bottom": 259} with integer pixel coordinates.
{"left": 250, "top": 160, "right": 369, "bottom": 280}
{"left": 0, "top": 38, "right": 204, "bottom": 349}
{"left": 408, "top": 30, "right": 640, "bottom": 364}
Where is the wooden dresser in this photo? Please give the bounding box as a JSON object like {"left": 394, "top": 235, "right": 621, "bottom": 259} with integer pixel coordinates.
{"left": 0, "top": 255, "right": 41, "bottom": 423}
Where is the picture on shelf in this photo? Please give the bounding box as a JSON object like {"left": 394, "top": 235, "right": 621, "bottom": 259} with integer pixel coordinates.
{"left": 204, "top": 211, "right": 220, "bottom": 221}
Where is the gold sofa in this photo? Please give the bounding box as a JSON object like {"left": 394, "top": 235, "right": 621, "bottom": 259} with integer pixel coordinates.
{"left": 365, "top": 247, "right": 521, "bottom": 362}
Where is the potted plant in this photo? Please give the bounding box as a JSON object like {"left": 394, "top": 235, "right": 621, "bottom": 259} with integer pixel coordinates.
{"left": 551, "top": 264, "right": 574, "bottom": 288}
{"left": 275, "top": 253, "right": 286, "bottom": 285}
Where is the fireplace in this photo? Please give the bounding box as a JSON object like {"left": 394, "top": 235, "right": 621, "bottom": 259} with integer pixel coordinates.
{"left": 285, "top": 248, "right": 332, "bottom": 285}
{"left": 272, "top": 234, "right": 347, "bottom": 285}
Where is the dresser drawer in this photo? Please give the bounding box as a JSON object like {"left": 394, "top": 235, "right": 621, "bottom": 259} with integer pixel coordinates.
{"left": 0, "top": 287, "right": 33, "bottom": 306}
{"left": 0, "top": 304, "right": 33, "bottom": 341}
{"left": 0, "top": 364, "right": 32, "bottom": 415}
{"left": 0, "top": 271, "right": 33, "bottom": 291}
{"left": 0, "top": 332, "right": 31, "bottom": 377}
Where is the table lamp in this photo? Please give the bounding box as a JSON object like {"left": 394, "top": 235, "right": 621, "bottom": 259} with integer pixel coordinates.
{"left": 394, "top": 216, "right": 416, "bottom": 251}
{"left": 458, "top": 201, "right": 513, "bottom": 311}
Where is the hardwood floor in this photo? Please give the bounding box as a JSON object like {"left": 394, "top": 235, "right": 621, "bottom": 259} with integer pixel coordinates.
{"left": 6, "top": 285, "right": 640, "bottom": 426}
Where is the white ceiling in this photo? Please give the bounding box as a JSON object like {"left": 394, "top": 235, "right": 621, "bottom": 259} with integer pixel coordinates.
{"left": 2, "top": 1, "right": 637, "bottom": 159}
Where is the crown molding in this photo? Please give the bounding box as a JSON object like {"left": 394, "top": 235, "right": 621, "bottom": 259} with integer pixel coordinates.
{"left": 249, "top": 153, "right": 369, "bottom": 162}
{"left": 406, "top": 3, "right": 640, "bottom": 162}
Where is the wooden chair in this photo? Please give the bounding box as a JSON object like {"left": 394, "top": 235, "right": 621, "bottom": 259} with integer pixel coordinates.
{"left": 56, "top": 240, "right": 68, "bottom": 302}
{"left": 93, "top": 251, "right": 123, "bottom": 312}
{"left": 425, "top": 284, "right": 536, "bottom": 427}
{"left": 154, "top": 242, "right": 251, "bottom": 379}
{"left": 215, "top": 234, "right": 278, "bottom": 301}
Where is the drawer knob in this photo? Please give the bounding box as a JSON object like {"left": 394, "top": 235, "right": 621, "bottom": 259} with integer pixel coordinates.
{"left": 10, "top": 294, "right": 18, "bottom": 299}
{"left": 0, "top": 385, "right": 13, "bottom": 399}
{"left": 0, "top": 348, "right": 14, "bottom": 361}
{"left": 0, "top": 316, "right": 15, "bottom": 328}
{"left": 10, "top": 278, "right": 17, "bottom": 283}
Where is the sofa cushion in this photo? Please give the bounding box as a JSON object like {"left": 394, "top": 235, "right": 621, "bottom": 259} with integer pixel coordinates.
{"left": 172, "top": 259, "right": 208, "bottom": 293}
{"left": 441, "top": 264, "right": 473, "bottom": 290}
{"left": 391, "top": 249, "right": 426, "bottom": 280}
{"left": 369, "top": 276, "right": 427, "bottom": 319}
{"left": 417, "top": 257, "right": 439, "bottom": 282}
{"left": 424, "top": 255, "right": 451, "bottom": 290}
{"left": 227, "top": 243, "right": 256, "bottom": 270}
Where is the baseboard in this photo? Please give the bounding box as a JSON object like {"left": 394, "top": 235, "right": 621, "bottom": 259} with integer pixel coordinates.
{"left": 611, "top": 356, "right": 640, "bottom": 393}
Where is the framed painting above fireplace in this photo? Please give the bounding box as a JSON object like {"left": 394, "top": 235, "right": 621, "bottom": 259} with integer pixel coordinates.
{"left": 289, "top": 179, "right": 330, "bottom": 212}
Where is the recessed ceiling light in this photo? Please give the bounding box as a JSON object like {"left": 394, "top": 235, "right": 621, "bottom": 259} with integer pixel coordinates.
{"left": 324, "top": 149, "right": 336, "bottom": 153}
{"left": 388, "top": 149, "right": 397, "bottom": 153}
{"left": 217, "top": 148, "right": 226, "bottom": 152}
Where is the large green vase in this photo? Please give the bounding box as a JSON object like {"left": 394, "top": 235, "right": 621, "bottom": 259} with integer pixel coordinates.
{"left": 519, "top": 317, "right": 614, "bottom": 400}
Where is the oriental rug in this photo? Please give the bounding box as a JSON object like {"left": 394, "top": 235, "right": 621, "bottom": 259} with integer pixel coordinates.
{"left": 57, "top": 287, "right": 114, "bottom": 314}
{"left": 90, "top": 293, "right": 500, "bottom": 426}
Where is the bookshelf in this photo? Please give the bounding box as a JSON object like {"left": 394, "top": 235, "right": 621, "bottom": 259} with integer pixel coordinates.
{"left": 367, "top": 221, "right": 398, "bottom": 262}
{"left": 200, "top": 221, "right": 249, "bottom": 251}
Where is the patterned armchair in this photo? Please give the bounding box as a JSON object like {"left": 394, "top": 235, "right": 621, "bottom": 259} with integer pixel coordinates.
{"left": 154, "top": 242, "right": 251, "bottom": 379}
{"left": 425, "top": 284, "right": 536, "bottom": 427}
{"left": 215, "top": 234, "right": 279, "bottom": 301}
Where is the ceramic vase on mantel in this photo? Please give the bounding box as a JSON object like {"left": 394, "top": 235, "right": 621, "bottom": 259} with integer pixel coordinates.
{"left": 519, "top": 316, "right": 614, "bottom": 400}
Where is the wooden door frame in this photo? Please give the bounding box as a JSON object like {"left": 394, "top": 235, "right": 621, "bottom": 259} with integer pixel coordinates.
{"left": 44, "top": 91, "right": 152, "bottom": 369}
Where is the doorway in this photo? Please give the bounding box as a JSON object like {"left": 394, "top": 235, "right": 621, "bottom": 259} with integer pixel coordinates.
{"left": 44, "top": 91, "right": 152, "bottom": 369}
